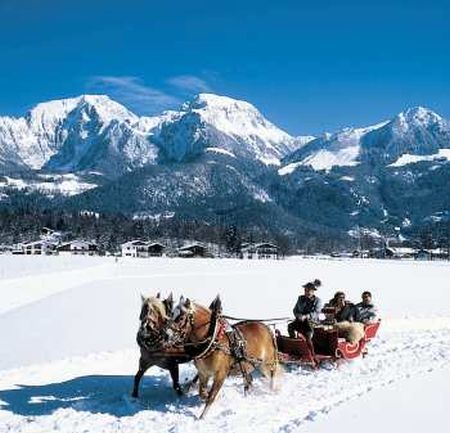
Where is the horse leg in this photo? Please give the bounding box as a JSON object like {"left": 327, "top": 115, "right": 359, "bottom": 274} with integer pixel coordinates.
{"left": 198, "top": 371, "right": 209, "bottom": 401}
{"left": 269, "top": 360, "right": 282, "bottom": 391}
{"left": 199, "top": 369, "right": 227, "bottom": 420}
{"left": 183, "top": 373, "right": 199, "bottom": 393}
{"left": 168, "top": 363, "right": 183, "bottom": 396}
{"left": 132, "top": 357, "right": 152, "bottom": 398}
{"left": 238, "top": 361, "right": 253, "bottom": 396}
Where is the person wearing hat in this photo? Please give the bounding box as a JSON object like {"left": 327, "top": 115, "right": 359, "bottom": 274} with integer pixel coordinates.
{"left": 288, "top": 279, "right": 323, "bottom": 347}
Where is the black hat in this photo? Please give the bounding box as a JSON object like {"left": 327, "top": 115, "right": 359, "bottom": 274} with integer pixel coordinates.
{"left": 302, "top": 282, "right": 317, "bottom": 290}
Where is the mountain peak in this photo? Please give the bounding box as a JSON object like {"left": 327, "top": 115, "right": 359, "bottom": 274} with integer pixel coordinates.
{"left": 26, "top": 94, "right": 137, "bottom": 128}
{"left": 188, "top": 93, "right": 257, "bottom": 112}
{"left": 73, "top": 94, "right": 137, "bottom": 123}
{"left": 394, "top": 106, "right": 443, "bottom": 131}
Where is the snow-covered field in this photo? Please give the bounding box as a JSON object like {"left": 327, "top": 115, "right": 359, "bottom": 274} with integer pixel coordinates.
{"left": 0, "top": 256, "right": 449, "bottom": 433}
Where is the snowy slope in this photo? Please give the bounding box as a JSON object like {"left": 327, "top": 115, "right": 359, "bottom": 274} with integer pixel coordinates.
{"left": 0, "top": 256, "right": 449, "bottom": 433}
{"left": 281, "top": 123, "right": 387, "bottom": 172}
{"left": 361, "top": 106, "right": 450, "bottom": 164}
{"left": 280, "top": 106, "right": 450, "bottom": 173}
{"left": 0, "top": 173, "right": 98, "bottom": 197}
{"left": 389, "top": 148, "right": 450, "bottom": 167}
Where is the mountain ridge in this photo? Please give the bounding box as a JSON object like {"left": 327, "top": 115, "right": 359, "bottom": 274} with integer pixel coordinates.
{"left": 1, "top": 93, "right": 449, "bottom": 244}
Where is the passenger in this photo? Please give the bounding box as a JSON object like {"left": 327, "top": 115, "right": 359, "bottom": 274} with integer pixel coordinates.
{"left": 288, "top": 279, "right": 322, "bottom": 340}
{"left": 355, "top": 291, "right": 378, "bottom": 323}
{"left": 328, "top": 291, "right": 358, "bottom": 322}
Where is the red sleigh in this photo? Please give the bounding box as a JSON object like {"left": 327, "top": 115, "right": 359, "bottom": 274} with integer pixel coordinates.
{"left": 275, "top": 321, "right": 380, "bottom": 366}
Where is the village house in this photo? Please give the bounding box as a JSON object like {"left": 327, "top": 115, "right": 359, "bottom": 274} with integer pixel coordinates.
{"left": 22, "top": 240, "right": 57, "bottom": 255}
{"left": 178, "top": 243, "right": 210, "bottom": 258}
{"left": 241, "top": 242, "right": 279, "bottom": 259}
{"left": 121, "top": 240, "right": 165, "bottom": 257}
{"left": 57, "top": 240, "right": 98, "bottom": 256}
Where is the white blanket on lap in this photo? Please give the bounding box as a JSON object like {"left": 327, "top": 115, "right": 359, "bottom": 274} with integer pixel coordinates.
{"left": 334, "top": 321, "right": 365, "bottom": 344}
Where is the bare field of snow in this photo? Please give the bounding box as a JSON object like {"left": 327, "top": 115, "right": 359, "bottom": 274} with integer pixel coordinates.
{"left": 0, "top": 256, "right": 449, "bottom": 433}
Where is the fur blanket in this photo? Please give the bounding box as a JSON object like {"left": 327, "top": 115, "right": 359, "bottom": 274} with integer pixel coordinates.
{"left": 334, "top": 321, "right": 365, "bottom": 344}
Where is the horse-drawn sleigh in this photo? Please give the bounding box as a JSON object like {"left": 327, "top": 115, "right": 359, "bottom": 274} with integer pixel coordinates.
{"left": 133, "top": 292, "right": 380, "bottom": 418}
{"left": 275, "top": 321, "right": 380, "bottom": 366}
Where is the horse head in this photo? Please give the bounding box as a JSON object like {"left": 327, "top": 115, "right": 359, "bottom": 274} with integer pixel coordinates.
{"left": 166, "top": 295, "right": 222, "bottom": 348}
{"left": 165, "top": 296, "right": 198, "bottom": 344}
{"left": 139, "top": 293, "right": 171, "bottom": 338}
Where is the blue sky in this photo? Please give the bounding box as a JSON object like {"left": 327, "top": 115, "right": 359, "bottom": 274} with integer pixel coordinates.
{"left": 0, "top": 0, "right": 449, "bottom": 134}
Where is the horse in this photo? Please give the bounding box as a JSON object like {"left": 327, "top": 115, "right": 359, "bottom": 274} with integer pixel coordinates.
{"left": 132, "top": 292, "right": 193, "bottom": 398}
{"left": 168, "top": 295, "right": 281, "bottom": 419}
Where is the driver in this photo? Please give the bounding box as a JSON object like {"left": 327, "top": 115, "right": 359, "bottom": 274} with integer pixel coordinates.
{"left": 288, "top": 279, "right": 322, "bottom": 340}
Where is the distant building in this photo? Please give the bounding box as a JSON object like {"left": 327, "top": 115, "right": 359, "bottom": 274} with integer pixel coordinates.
{"left": 429, "top": 248, "right": 450, "bottom": 260}
{"left": 389, "top": 247, "right": 416, "bottom": 259}
{"left": 121, "top": 240, "right": 165, "bottom": 257}
{"left": 369, "top": 247, "right": 394, "bottom": 259}
{"left": 0, "top": 245, "right": 13, "bottom": 254}
{"left": 79, "top": 210, "right": 100, "bottom": 219}
{"left": 22, "top": 240, "right": 57, "bottom": 255}
{"left": 352, "top": 249, "right": 370, "bottom": 258}
{"left": 121, "top": 240, "right": 148, "bottom": 257}
{"left": 241, "top": 242, "right": 279, "bottom": 259}
{"left": 147, "top": 242, "right": 165, "bottom": 257}
{"left": 415, "top": 249, "right": 432, "bottom": 261}
{"left": 178, "top": 243, "right": 209, "bottom": 258}
{"left": 57, "top": 240, "right": 98, "bottom": 256}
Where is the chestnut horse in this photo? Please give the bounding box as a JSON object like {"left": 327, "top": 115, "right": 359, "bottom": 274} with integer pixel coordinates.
{"left": 169, "top": 296, "right": 281, "bottom": 419}
{"left": 132, "top": 293, "right": 192, "bottom": 398}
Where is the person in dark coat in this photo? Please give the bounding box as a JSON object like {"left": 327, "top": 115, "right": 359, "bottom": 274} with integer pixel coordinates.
{"left": 326, "top": 291, "right": 358, "bottom": 323}
{"left": 288, "top": 279, "right": 323, "bottom": 339}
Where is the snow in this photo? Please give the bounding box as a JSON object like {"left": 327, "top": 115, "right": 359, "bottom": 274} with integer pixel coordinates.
{"left": 282, "top": 122, "right": 388, "bottom": 173}
{"left": 0, "top": 94, "right": 156, "bottom": 175}
{"left": 388, "top": 149, "right": 450, "bottom": 167}
{"left": 0, "top": 257, "right": 449, "bottom": 433}
{"left": 305, "top": 367, "right": 449, "bottom": 433}
{"left": 0, "top": 174, "right": 97, "bottom": 196}
{"left": 189, "top": 93, "right": 291, "bottom": 147}
{"left": 299, "top": 147, "right": 360, "bottom": 171}
{"left": 185, "top": 93, "right": 294, "bottom": 165}
{"left": 205, "top": 147, "right": 236, "bottom": 158}
{"left": 252, "top": 188, "right": 272, "bottom": 203}
{"left": 393, "top": 106, "right": 444, "bottom": 134}
{"left": 278, "top": 162, "right": 302, "bottom": 176}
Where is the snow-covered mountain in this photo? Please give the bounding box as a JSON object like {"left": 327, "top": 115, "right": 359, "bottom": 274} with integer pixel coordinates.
{"left": 1, "top": 95, "right": 449, "bottom": 242}
{"left": 0, "top": 93, "right": 302, "bottom": 178}
{"left": 151, "top": 93, "right": 299, "bottom": 165}
{"left": 361, "top": 107, "right": 450, "bottom": 165}
{"left": 280, "top": 107, "right": 450, "bottom": 173}
{"left": 0, "top": 95, "right": 160, "bottom": 177}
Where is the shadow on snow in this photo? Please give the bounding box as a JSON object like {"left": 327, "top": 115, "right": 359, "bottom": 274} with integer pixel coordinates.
{"left": 0, "top": 374, "right": 200, "bottom": 417}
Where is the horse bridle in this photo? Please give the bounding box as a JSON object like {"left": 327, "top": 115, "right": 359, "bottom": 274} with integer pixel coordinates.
{"left": 165, "top": 308, "right": 196, "bottom": 347}
{"left": 137, "top": 305, "right": 174, "bottom": 351}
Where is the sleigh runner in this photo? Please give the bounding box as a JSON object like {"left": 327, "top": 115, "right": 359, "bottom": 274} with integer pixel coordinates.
{"left": 275, "top": 321, "right": 380, "bottom": 366}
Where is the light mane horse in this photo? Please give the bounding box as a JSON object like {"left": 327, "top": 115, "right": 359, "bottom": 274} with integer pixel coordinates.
{"left": 168, "top": 296, "right": 281, "bottom": 419}
{"left": 132, "top": 293, "right": 192, "bottom": 398}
